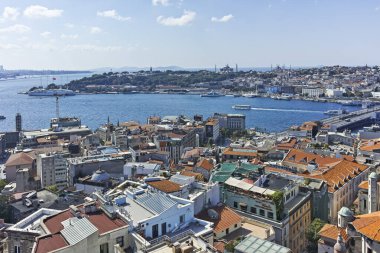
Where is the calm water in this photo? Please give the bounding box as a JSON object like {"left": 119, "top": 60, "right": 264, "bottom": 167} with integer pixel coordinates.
{"left": 0, "top": 74, "right": 358, "bottom": 132}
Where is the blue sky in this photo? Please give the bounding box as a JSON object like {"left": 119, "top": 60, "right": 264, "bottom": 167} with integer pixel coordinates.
{"left": 0, "top": 0, "right": 379, "bottom": 70}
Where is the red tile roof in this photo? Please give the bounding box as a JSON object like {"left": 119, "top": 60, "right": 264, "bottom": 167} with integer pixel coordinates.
{"left": 43, "top": 205, "right": 128, "bottom": 235}
{"left": 196, "top": 206, "right": 242, "bottom": 233}
{"left": 35, "top": 234, "right": 68, "bottom": 253}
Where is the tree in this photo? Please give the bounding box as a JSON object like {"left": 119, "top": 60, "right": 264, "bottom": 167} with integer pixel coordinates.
{"left": 306, "top": 218, "right": 326, "bottom": 253}
{"left": 271, "top": 191, "right": 284, "bottom": 220}
{"left": 0, "top": 195, "right": 10, "bottom": 222}
{"left": 0, "top": 179, "right": 7, "bottom": 191}
{"left": 46, "top": 185, "right": 59, "bottom": 193}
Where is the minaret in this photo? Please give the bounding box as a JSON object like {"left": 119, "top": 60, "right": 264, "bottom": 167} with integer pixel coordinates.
{"left": 368, "top": 172, "right": 378, "bottom": 213}
{"left": 334, "top": 233, "right": 347, "bottom": 253}
{"left": 15, "top": 113, "right": 22, "bottom": 132}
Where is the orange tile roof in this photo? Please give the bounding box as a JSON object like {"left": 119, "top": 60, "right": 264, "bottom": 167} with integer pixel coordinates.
{"left": 214, "top": 241, "right": 226, "bottom": 252}
{"left": 147, "top": 180, "right": 181, "bottom": 193}
{"left": 222, "top": 147, "right": 257, "bottom": 158}
{"left": 283, "top": 149, "right": 341, "bottom": 168}
{"left": 306, "top": 159, "right": 368, "bottom": 193}
{"left": 196, "top": 159, "right": 214, "bottom": 171}
{"left": 196, "top": 206, "right": 242, "bottom": 233}
{"left": 277, "top": 138, "right": 297, "bottom": 150}
{"left": 360, "top": 142, "right": 380, "bottom": 152}
{"left": 318, "top": 224, "right": 349, "bottom": 242}
{"left": 358, "top": 181, "right": 369, "bottom": 190}
{"left": 352, "top": 211, "right": 380, "bottom": 242}
{"left": 180, "top": 170, "right": 204, "bottom": 181}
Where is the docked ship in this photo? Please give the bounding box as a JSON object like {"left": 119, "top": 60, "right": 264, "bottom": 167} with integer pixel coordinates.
{"left": 0, "top": 115, "right": 5, "bottom": 120}
{"left": 232, "top": 105, "right": 252, "bottom": 110}
{"left": 28, "top": 88, "right": 76, "bottom": 96}
{"left": 200, "top": 90, "right": 224, "bottom": 97}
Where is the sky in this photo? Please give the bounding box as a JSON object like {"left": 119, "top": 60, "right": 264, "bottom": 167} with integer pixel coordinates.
{"left": 0, "top": 0, "right": 379, "bottom": 70}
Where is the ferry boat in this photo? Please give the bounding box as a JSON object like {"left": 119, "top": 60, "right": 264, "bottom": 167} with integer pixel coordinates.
{"left": 28, "top": 88, "right": 76, "bottom": 96}
{"left": 200, "top": 90, "right": 223, "bottom": 97}
{"left": 232, "top": 105, "right": 252, "bottom": 110}
{"left": 0, "top": 116, "right": 5, "bottom": 120}
{"left": 324, "top": 109, "right": 347, "bottom": 116}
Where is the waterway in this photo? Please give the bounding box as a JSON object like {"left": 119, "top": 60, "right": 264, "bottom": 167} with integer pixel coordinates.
{"left": 0, "top": 74, "right": 359, "bottom": 132}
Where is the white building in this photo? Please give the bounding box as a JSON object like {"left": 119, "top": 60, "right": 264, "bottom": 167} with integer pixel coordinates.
{"left": 37, "top": 153, "right": 68, "bottom": 189}
{"left": 326, "top": 88, "right": 344, "bottom": 98}
{"left": 123, "top": 162, "right": 161, "bottom": 179}
{"left": 302, "top": 87, "right": 324, "bottom": 97}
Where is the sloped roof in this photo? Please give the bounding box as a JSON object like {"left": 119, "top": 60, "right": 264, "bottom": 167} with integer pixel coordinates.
{"left": 307, "top": 159, "right": 368, "bottom": 193}
{"left": 196, "top": 205, "right": 242, "bottom": 233}
{"left": 196, "top": 159, "right": 214, "bottom": 171}
{"left": 318, "top": 224, "right": 349, "bottom": 242}
{"left": 5, "top": 152, "right": 35, "bottom": 167}
{"left": 135, "top": 191, "right": 177, "bottom": 215}
{"left": 283, "top": 149, "right": 341, "bottom": 168}
{"left": 351, "top": 211, "right": 380, "bottom": 242}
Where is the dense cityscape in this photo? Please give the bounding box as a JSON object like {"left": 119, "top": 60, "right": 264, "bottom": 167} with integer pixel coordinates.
{"left": 1, "top": 1, "right": 380, "bottom": 253}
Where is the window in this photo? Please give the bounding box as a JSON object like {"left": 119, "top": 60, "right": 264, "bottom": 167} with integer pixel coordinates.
{"left": 368, "top": 248, "right": 372, "bottom": 253}
{"left": 364, "top": 199, "right": 367, "bottom": 209}
{"left": 250, "top": 207, "right": 256, "bottom": 214}
{"left": 14, "top": 246, "right": 20, "bottom": 253}
{"left": 235, "top": 224, "right": 238, "bottom": 228}
{"left": 234, "top": 202, "right": 238, "bottom": 208}
{"left": 100, "top": 243, "right": 109, "bottom": 253}
{"left": 259, "top": 209, "right": 265, "bottom": 216}
{"left": 116, "top": 236, "right": 124, "bottom": 247}
{"left": 180, "top": 214, "right": 185, "bottom": 224}
{"left": 268, "top": 212, "right": 274, "bottom": 219}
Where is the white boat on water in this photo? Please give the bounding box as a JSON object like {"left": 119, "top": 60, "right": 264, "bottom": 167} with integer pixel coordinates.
{"left": 200, "top": 90, "right": 224, "bottom": 97}
{"left": 232, "top": 105, "right": 252, "bottom": 110}
{"left": 324, "top": 109, "right": 347, "bottom": 115}
{"left": 242, "top": 93, "right": 259, "bottom": 98}
{"left": 28, "top": 88, "right": 76, "bottom": 96}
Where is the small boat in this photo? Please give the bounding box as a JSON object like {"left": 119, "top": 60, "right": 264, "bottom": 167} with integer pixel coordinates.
{"left": 242, "top": 93, "right": 259, "bottom": 98}
{"left": 232, "top": 105, "right": 251, "bottom": 110}
{"left": 200, "top": 90, "right": 224, "bottom": 97}
{"left": 0, "top": 116, "right": 5, "bottom": 120}
{"left": 324, "top": 109, "right": 347, "bottom": 115}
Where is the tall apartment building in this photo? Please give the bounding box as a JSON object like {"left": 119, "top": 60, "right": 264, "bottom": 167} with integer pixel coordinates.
{"left": 37, "top": 153, "right": 68, "bottom": 189}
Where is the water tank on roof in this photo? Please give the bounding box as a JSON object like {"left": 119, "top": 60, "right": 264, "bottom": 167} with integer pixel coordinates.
{"left": 91, "top": 170, "right": 110, "bottom": 182}
{"left": 207, "top": 209, "right": 219, "bottom": 220}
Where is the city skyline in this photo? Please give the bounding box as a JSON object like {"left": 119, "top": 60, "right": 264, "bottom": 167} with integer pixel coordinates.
{"left": 0, "top": 0, "right": 379, "bottom": 70}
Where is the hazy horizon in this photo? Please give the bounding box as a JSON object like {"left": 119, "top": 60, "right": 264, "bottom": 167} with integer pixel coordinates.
{"left": 1, "top": 0, "right": 379, "bottom": 70}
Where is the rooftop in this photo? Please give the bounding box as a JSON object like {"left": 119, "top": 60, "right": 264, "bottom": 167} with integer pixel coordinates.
{"left": 147, "top": 180, "right": 181, "bottom": 193}
{"left": 234, "top": 235, "right": 291, "bottom": 253}
{"left": 351, "top": 211, "right": 380, "bottom": 242}
{"left": 196, "top": 205, "right": 242, "bottom": 233}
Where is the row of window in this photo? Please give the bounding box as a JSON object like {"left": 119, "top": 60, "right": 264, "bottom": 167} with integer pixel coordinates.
{"left": 233, "top": 202, "right": 274, "bottom": 219}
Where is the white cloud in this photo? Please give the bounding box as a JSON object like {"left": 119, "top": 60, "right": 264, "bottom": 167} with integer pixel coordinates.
{"left": 157, "top": 10, "right": 196, "bottom": 26}
{"left": 152, "top": 0, "right": 170, "bottom": 6}
{"left": 97, "top": 10, "right": 131, "bottom": 21}
{"left": 211, "top": 14, "right": 233, "bottom": 23}
{"left": 376, "top": 6, "right": 380, "bottom": 11}
{"left": 24, "top": 5, "right": 63, "bottom": 18}
{"left": 0, "top": 24, "right": 31, "bottom": 34}
{"left": 2, "top": 7, "right": 20, "bottom": 21}
{"left": 63, "top": 44, "right": 122, "bottom": 52}
{"left": 64, "top": 23, "right": 75, "bottom": 28}
{"left": 0, "top": 43, "right": 21, "bottom": 49}
{"left": 40, "top": 31, "right": 51, "bottom": 38}
{"left": 60, "top": 33, "right": 79, "bottom": 39}
{"left": 90, "top": 26, "right": 102, "bottom": 34}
